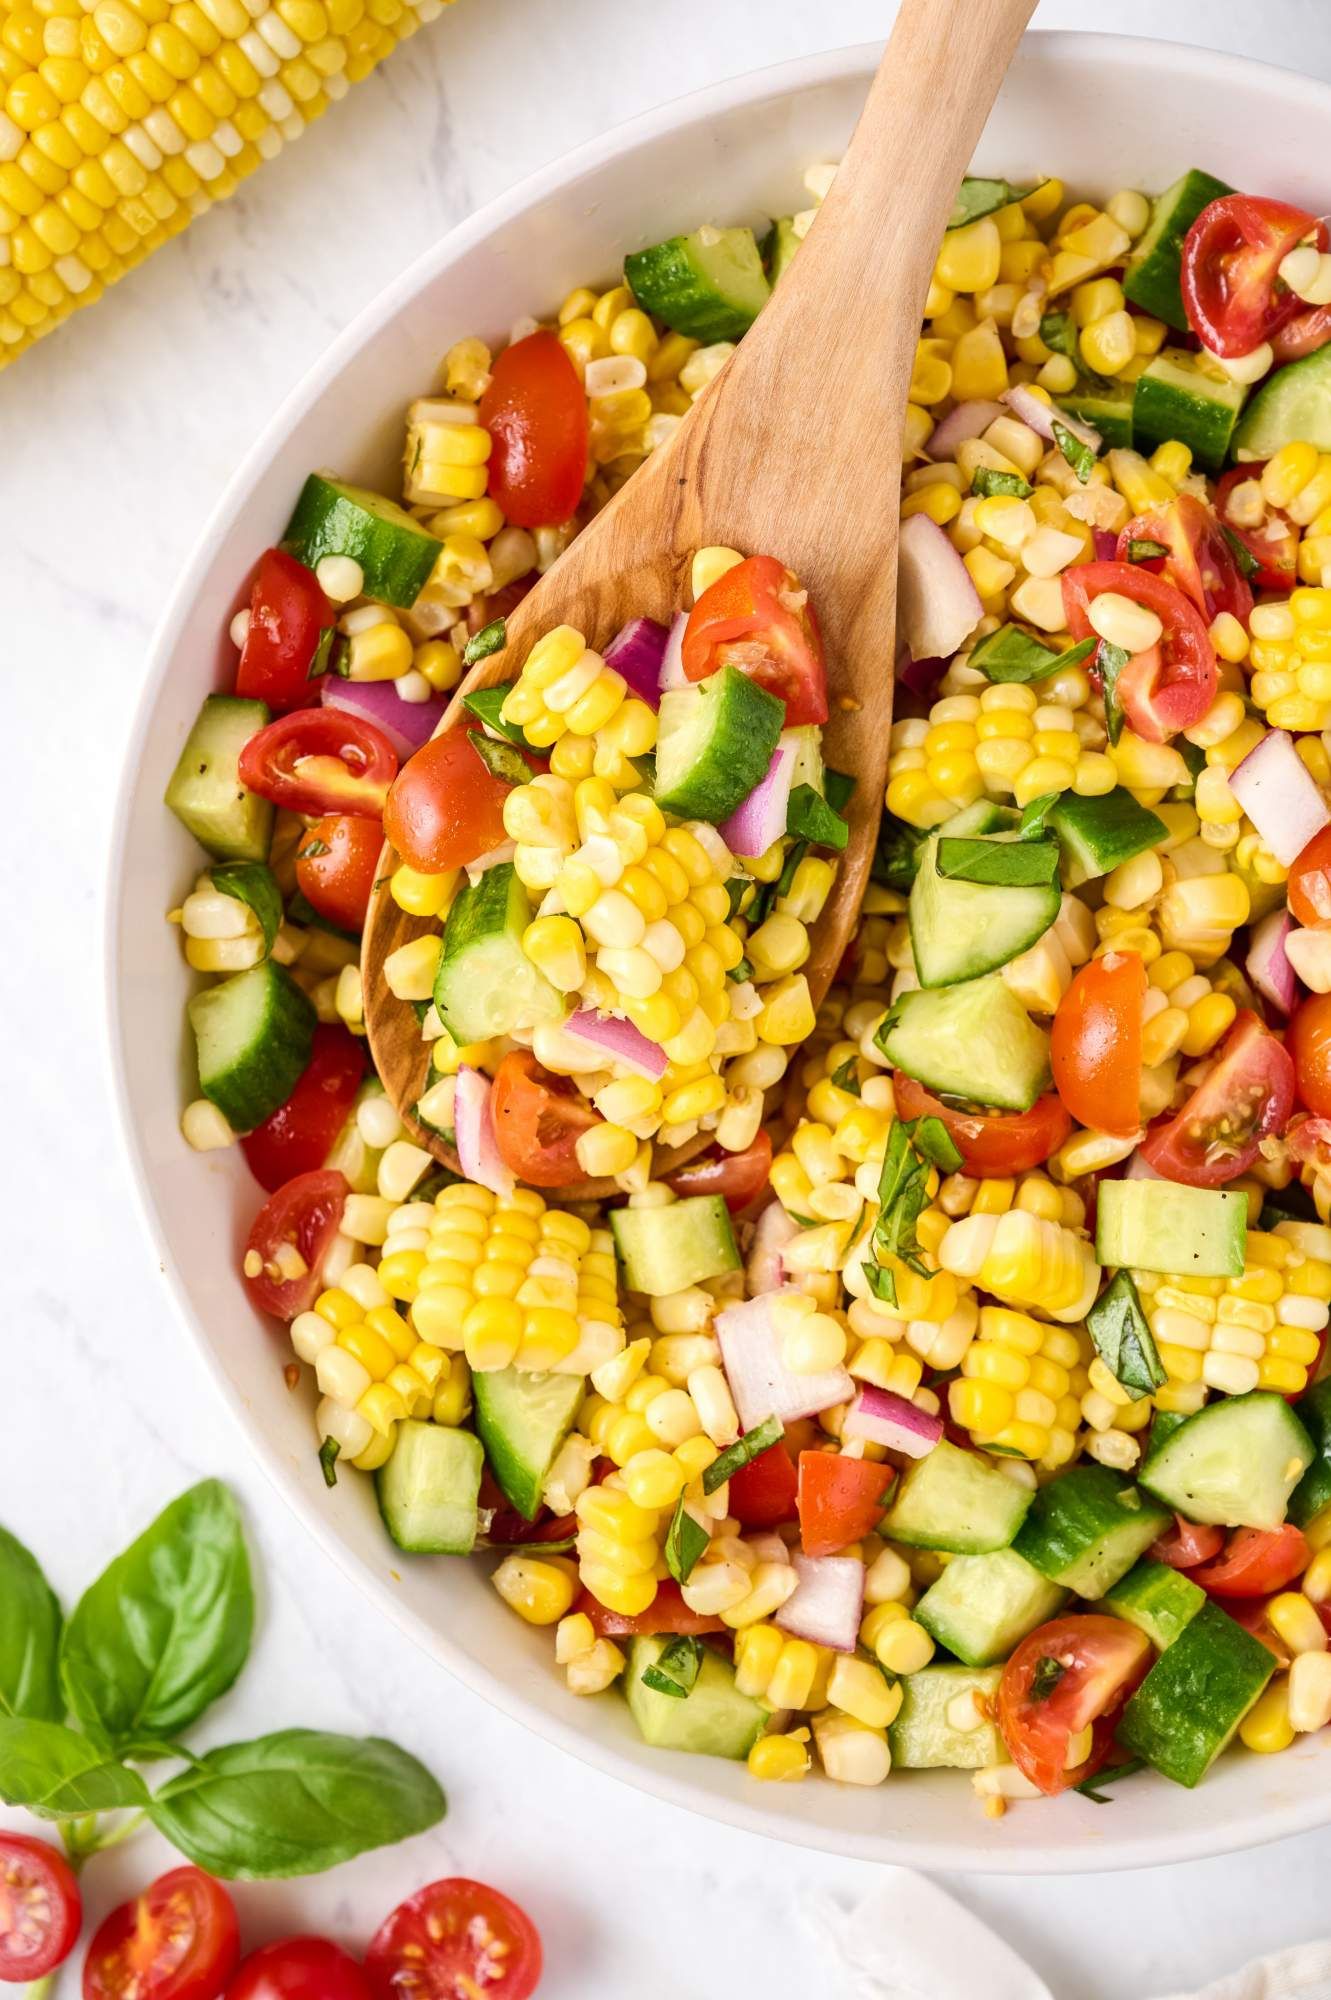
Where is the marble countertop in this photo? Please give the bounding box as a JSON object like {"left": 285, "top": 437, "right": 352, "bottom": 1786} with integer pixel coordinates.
{"left": 10, "top": 1, "right": 1331, "bottom": 1992}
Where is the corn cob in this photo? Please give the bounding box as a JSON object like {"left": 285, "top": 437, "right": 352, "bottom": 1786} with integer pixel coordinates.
{"left": 948, "top": 1305, "right": 1086, "bottom": 1467}
{"left": 291, "top": 1260, "right": 456, "bottom": 1469}
{"left": 937, "top": 1204, "right": 1100, "bottom": 1324}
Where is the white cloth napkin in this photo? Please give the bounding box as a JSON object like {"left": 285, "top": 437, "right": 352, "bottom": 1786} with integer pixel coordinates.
{"left": 803, "top": 1870, "right": 1331, "bottom": 2000}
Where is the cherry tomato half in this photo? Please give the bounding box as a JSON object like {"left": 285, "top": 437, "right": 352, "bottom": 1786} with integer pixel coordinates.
{"left": 1051, "top": 951, "right": 1146, "bottom": 1137}
{"left": 479, "top": 329, "right": 588, "bottom": 529}
{"left": 1149, "top": 1514, "right": 1225, "bottom": 1569}
{"left": 682, "top": 553, "right": 829, "bottom": 726}
{"left": 240, "top": 1025, "right": 365, "bottom": 1193}
{"left": 295, "top": 815, "right": 383, "bottom": 933}
{"left": 665, "top": 1131, "right": 773, "bottom": 1213}
{"left": 997, "top": 1615, "right": 1152, "bottom": 1795}
{"left": 238, "top": 710, "right": 398, "bottom": 818}
{"left": 1192, "top": 1525, "right": 1311, "bottom": 1598}
{"left": 242, "top": 1168, "right": 348, "bottom": 1319}
{"left": 892, "top": 1073, "right": 1071, "bottom": 1176}
{"left": 1288, "top": 827, "right": 1331, "bottom": 929}
{"left": 1271, "top": 302, "right": 1331, "bottom": 366}
{"left": 84, "top": 1867, "right": 238, "bottom": 2000}
{"left": 1291, "top": 992, "right": 1331, "bottom": 1118}
{"left": 366, "top": 1878, "right": 542, "bottom": 2000}
{"left": 574, "top": 1579, "right": 725, "bottom": 1637}
{"left": 0, "top": 1833, "right": 80, "bottom": 1983}
{"left": 1215, "top": 466, "right": 1299, "bottom": 592}
{"left": 797, "top": 1451, "right": 895, "bottom": 1558}
{"left": 384, "top": 724, "right": 514, "bottom": 875}
{"left": 728, "top": 1439, "right": 799, "bottom": 1529}
{"left": 1117, "top": 494, "right": 1252, "bottom": 626}
{"left": 1140, "top": 1010, "right": 1295, "bottom": 1186}
{"left": 1062, "top": 560, "right": 1217, "bottom": 742}
{"left": 234, "top": 549, "right": 331, "bottom": 714}
{"left": 225, "top": 1936, "right": 371, "bottom": 2000}
{"left": 490, "top": 1050, "right": 601, "bottom": 1189}
{"left": 1181, "top": 194, "right": 1326, "bottom": 358}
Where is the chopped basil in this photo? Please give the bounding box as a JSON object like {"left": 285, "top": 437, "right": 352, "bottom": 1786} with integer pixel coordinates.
{"left": 1221, "top": 523, "right": 1260, "bottom": 580}
{"left": 1126, "top": 537, "right": 1169, "bottom": 563}
{"left": 411, "top": 1166, "right": 463, "bottom": 1204}
{"left": 1039, "top": 310, "right": 1079, "bottom": 361}
{"left": 1176, "top": 738, "right": 1206, "bottom": 786}
{"left": 862, "top": 1261, "right": 897, "bottom": 1307}
{"left": 640, "top": 1634, "right": 703, "bottom": 1699}
{"left": 912, "top": 1116, "right": 963, "bottom": 1174}
{"left": 830, "top": 1055, "right": 862, "bottom": 1097}
{"left": 1018, "top": 792, "right": 1059, "bottom": 840}
{"left": 703, "top": 1415, "right": 784, "bottom": 1495}
{"left": 948, "top": 176, "right": 1039, "bottom": 230}
{"left": 971, "top": 466, "right": 1033, "bottom": 500}
{"left": 477, "top": 1534, "right": 576, "bottom": 1556}
{"left": 285, "top": 889, "right": 359, "bottom": 944}
{"left": 1087, "top": 1270, "right": 1165, "bottom": 1396}
{"left": 728, "top": 955, "right": 754, "bottom": 983}
{"left": 1052, "top": 419, "right": 1096, "bottom": 483}
{"left": 318, "top": 1439, "right": 340, "bottom": 1489}
{"left": 824, "top": 768, "right": 856, "bottom": 814}
{"left": 969, "top": 625, "right": 1096, "bottom": 686}
{"left": 777, "top": 839, "right": 807, "bottom": 897}
{"left": 469, "top": 734, "right": 537, "bottom": 786}
{"left": 1029, "top": 1654, "right": 1066, "bottom": 1703}
{"left": 664, "top": 1499, "right": 709, "bottom": 1585}
{"left": 872, "top": 814, "right": 927, "bottom": 891}
{"left": 724, "top": 876, "right": 749, "bottom": 918}
{"left": 297, "top": 839, "right": 331, "bottom": 860}
{"left": 1097, "top": 640, "right": 1130, "bottom": 747}
{"left": 630, "top": 752, "right": 657, "bottom": 792}
{"left": 212, "top": 862, "right": 283, "bottom": 954}
{"left": 787, "top": 783, "right": 849, "bottom": 852}
{"left": 1074, "top": 1757, "right": 1145, "bottom": 1803}
{"left": 871, "top": 1120, "right": 934, "bottom": 1284}
{"left": 306, "top": 626, "right": 346, "bottom": 681}
{"left": 935, "top": 834, "right": 1061, "bottom": 887}
{"left": 462, "top": 683, "right": 532, "bottom": 747}
{"left": 463, "top": 618, "right": 507, "bottom": 666}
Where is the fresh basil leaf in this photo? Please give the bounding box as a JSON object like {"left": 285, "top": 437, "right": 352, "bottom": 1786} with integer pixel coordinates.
{"left": 824, "top": 768, "right": 856, "bottom": 814}
{"left": 461, "top": 683, "right": 533, "bottom": 747}
{"left": 664, "top": 1499, "right": 709, "bottom": 1585}
{"left": 150, "top": 1730, "right": 445, "bottom": 1880}
{"left": 1221, "top": 523, "right": 1260, "bottom": 580}
{"left": 872, "top": 1121, "right": 933, "bottom": 1280}
{"left": 1052, "top": 419, "right": 1096, "bottom": 483}
{"left": 211, "top": 863, "right": 283, "bottom": 955}
{"left": 0, "top": 1526, "right": 62, "bottom": 1723}
{"left": 1018, "top": 793, "right": 1059, "bottom": 841}
{"left": 60, "top": 1481, "right": 253, "bottom": 1751}
{"left": 1126, "top": 537, "right": 1169, "bottom": 562}
{"left": 948, "top": 176, "right": 1038, "bottom": 230}
{"left": 641, "top": 1635, "right": 703, "bottom": 1699}
{"left": 776, "top": 839, "right": 807, "bottom": 898}
{"left": 285, "top": 889, "right": 359, "bottom": 945}
{"left": 1087, "top": 1270, "right": 1165, "bottom": 1395}
{"left": 872, "top": 815, "right": 927, "bottom": 891}
{"left": 1029, "top": 1655, "right": 1066, "bottom": 1703}
{"left": 830, "top": 1056, "right": 862, "bottom": 1097}
{"left": 971, "top": 466, "right": 1033, "bottom": 500}
{"left": 468, "top": 734, "right": 535, "bottom": 787}
{"left": 703, "top": 1416, "right": 784, "bottom": 1495}
{"left": 319, "top": 1439, "right": 340, "bottom": 1489}
{"left": 728, "top": 955, "right": 754, "bottom": 984}
{"left": 969, "top": 625, "right": 1096, "bottom": 686}
{"left": 724, "top": 876, "right": 749, "bottom": 919}
{"left": 297, "top": 839, "right": 331, "bottom": 860}
{"left": 475, "top": 1535, "right": 577, "bottom": 1557}
{"left": 1075, "top": 1757, "right": 1145, "bottom": 1802}
{"left": 1176, "top": 739, "right": 1206, "bottom": 787}
{"left": 463, "top": 618, "right": 507, "bottom": 667}
{"left": 630, "top": 752, "right": 657, "bottom": 793}
{"left": 1039, "top": 310, "right": 1079, "bottom": 361}
{"left": 306, "top": 627, "right": 347, "bottom": 681}
{"left": 862, "top": 1260, "right": 898, "bottom": 1307}
{"left": 935, "top": 835, "right": 1060, "bottom": 887}
{"left": 912, "top": 1116, "right": 963, "bottom": 1174}
{"left": 1097, "top": 641, "right": 1130, "bottom": 747}
{"left": 786, "top": 783, "right": 849, "bottom": 852}
{"left": 0, "top": 1719, "right": 148, "bottom": 1819}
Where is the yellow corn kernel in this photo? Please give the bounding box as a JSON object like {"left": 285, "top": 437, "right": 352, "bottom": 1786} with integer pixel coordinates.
{"left": 1240, "top": 1678, "right": 1295, "bottom": 1755}
{"left": 747, "top": 1732, "right": 811, "bottom": 1782}
{"left": 491, "top": 1555, "right": 576, "bottom": 1626}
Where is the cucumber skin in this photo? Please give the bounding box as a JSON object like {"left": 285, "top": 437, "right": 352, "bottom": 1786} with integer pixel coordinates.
{"left": 283, "top": 473, "right": 440, "bottom": 608}
{"left": 472, "top": 1367, "right": 583, "bottom": 1521}
{"left": 1289, "top": 1378, "right": 1331, "bottom": 1529}
{"left": 653, "top": 666, "right": 785, "bottom": 822}
{"left": 1124, "top": 168, "right": 1232, "bottom": 331}
{"left": 625, "top": 227, "right": 770, "bottom": 343}
{"left": 188, "top": 961, "right": 316, "bottom": 1133}
{"left": 433, "top": 863, "right": 560, "bottom": 1045}
{"left": 1101, "top": 1558, "right": 1204, "bottom": 1651}
{"left": 1118, "top": 1601, "right": 1273, "bottom": 1787}
{"left": 1133, "top": 353, "right": 1245, "bottom": 471}
{"left": 1233, "top": 345, "right": 1331, "bottom": 458}
{"left": 1048, "top": 787, "right": 1166, "bottom": 887}
{"left": 1012, "top": 1466, "right": 1170, "bottom": 1598}
{"left": 1056, "top": 380, "right": 1134, "bottom": 450}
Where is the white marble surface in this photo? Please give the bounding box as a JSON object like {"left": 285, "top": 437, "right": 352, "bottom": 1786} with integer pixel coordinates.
{"left": 10, "top": 1, "right": 1331, "bottom": 1992}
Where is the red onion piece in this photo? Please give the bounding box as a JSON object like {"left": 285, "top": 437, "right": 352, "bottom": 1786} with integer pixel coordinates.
{"left": 842, "top": 1384, "right": 943, "bottom": 1458}
{"left": 898, "top": 651, "right": 948, "bottom": 702}
{"left": 1247, "top": 908, "right": 1298, "bottom": 1015}
{"left": 1002, "top": 383, "right": 1102, "bottom": 455}
{"left": 565, "top": 1008, "right": 667, "bottom": 1080}
{"left": 746, "top": 1202, "right": 800, "bottom": 1297}
{"left": 897, "top": 513, "right": 983, "bottom": 664}
{"left": 659, "top": 611, "right": 689, "bottom": 692}
{"left": 924, "top": 398, "right": 1005, "bottom": 461}
{"left": 453, "top": 1065, "right": 514, "bottom": 1197}
{"left": 719, "top": 741, "right": 798, "bottom": 858}
{"left": 1093, "top": 528, "right": 1119, "bottom": 561}
{"left": 322, "top": 676, "right": 446, "bottom": 760}
{"left": 775, "top": 1553, "right": 865, "bottom": 1653}
{"left": 603, "top": 617, "right": 668, "bottom": 709}
{"left": 715, "top": 1291, "right": 854, "bottom": 1432}
{"left": 1230, "top": 728, "right": 1331, "bottom": 866}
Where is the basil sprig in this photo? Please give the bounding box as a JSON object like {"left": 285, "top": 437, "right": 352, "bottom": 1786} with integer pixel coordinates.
{"left": 1052, "top": 418, "right": 1097, "bottom": 483}
{"left": 703, "top": 1416, "right": 784, "bottom": 1494}
{"left": 0, "top": 1526, "right": 62, "bottom": 1724}
{"left": 971, "top": 466, "right": 1033, "bottom": 500}
{"left": 948, "top": 176, "right": 1042, "bottom": 230}
{"left": 664, "top": 1498, "right": 709, "bottom": 1585}
{"left": 468, "top": 733, "right": 538, "bottom": 787}
{"left": 1039, "top": 310, "right": 1079, "bottom": 361}
{"left": 935, "top": 835, "right": 1060, "bottom": 887}
{"left": 786, "top": 784, "right": 849, "bottom": 852}
{"left": 1029, "top": 1655, "right": 1067, "bottom": 1703}
{"left": 1087, "top": 1271, "right": 1166, "bottom": 1396}
{"left": 1126, "top": 537, "right": 1168, "bottom": 563}
{"left": 463, "top": 617, "right": 507, "bottom": 666}
{"left": 1097, "top": 640, "right": 1131, "bottom": 746}
{"left": 968, "top": 625, "right": 1096, "bottom": 686}
{"left": 640, "top": 1636, "right": 703, "bottom": 1701}
{"left": 462, "top": 682, "right": 535, "bottom": 747}
{"left": 211, "top": 862, "right": 284, "bottom": 955}
{"left": 1221, "top": 523, "right": 1260, "bottom": 580}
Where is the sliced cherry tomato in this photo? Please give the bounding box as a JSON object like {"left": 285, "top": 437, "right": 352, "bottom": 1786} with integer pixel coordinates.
{"left": 242, "top": 1168, "right": 347, "bottom": 1319}
{"left": 240, "top": 1025, "right": 365, "bottom": 1193}
{"left": 1139, "top": 1010, "right": 1295, "bottom": 1186}
{"left": 1215, "top": 465, "right": 1299, "bottom": 592}
{"left": 479, "top": 328, "right": 588, "bottom": 528}
{"left": 235, "top": 548, "right": 331, "bottom": 714}
{"left": 0, "top": 1833, "right": 80, "bottom": 1982}
{"left": 797, "top": 1451, "right": 895, "bottom": 1557}
{"left": 682, "top": 553, "right": 829, "bottom": 726}
{"left": 365, "top": 1878, "right": 541, "bottom": 2000}
{"left": 1181, "top": 195, "right": 1326, "bottom": 358}
{"left": 383, "top": 724, "right": 513, "bottom": 875}
{"left": 1062, "top": 560, "right": 1217, "bottom": 742}
{"left": 1051, "top": 951, "right": 1146, "bottom": 1137}
{"left": 728, "top": 1440, "right": 799, "bottom": 1528}
{"left": 1289, "top": 827, "right": 1331, "bottom": 928}
{"left": 892, "top": 1073, "right": 1071, "bottom": 1176}
{"left": 1271, "top": 302, "right": 1331, "bottom": 365}
{"left": 295, "top": 814, "right": 383, "bottom": 932}
{"left": 997, "top": 1614, "right": 1152, "bottom": 1796}
{"left": 665, "top": 1131, "right": 773, "bottom": 1214}
{"left": 1149, "top": 1514, "right": 1225, "bottom": 1569}
{"left": 238, "top": 710, "right": 397, "bottom": 817}
{"left": 84, "top": 1867, "right": 238, "bottom": 2000}
{"left": 490, "top": 1050, "right": 600, "bottom": 1189}
{"left": 1192, "top": 1524, "right": 1311, "bottom": 1598}
{"left": 224, "top": 1937, "right": 371, "bottom": 2000}
{"left": 1117, "top": 494, "right": 1252, "bottom": 625}
{"left": 574, "top": 1579, "right": 725, "bottom": 1637}
{"left": 1291, "top": 991, "right": 1331, "bottom": 1120}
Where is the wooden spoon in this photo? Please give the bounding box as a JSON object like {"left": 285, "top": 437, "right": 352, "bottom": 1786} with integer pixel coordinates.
{"left": 363, "top": 0, "right": 1036, "bottom": 1195}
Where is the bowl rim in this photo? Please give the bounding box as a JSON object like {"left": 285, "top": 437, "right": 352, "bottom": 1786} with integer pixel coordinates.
{"left": 106, "top": 29, "right": 1331, "bottom": 1873}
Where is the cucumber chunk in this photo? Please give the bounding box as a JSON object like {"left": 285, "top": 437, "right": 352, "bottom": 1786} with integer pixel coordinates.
{"left": 1056, "top": 375, "right": 1135, "bottom": 450}
{"left": 625, "top": 1637, "right": 766, "bottom": 1758}
{"left": 1233, "top": 343, "right": 1331, "bottom": 458}
{"left": 283, "top": 472, "right": 441, "bottom": 608}
{"left": 888, "top": 1665, "right": 1005, "bottom": 1769}
{"left": 914, "top": 1548, "right": 1066, "bottom": 1667}
{"left": 653, "top": 665, "right": 785, "bottom": 822}
{"left": 1133, "top": 350, "right": 1246, "bottom": 471}
{"left": 876, "top": 977, "right": 1051, "bottom": 1112}
{"left": 625, "top": 224, "right": 771, "bottom": 343}
{"left": 1139, "top": 1392, "right": 1314, "bottom": 1531}
{"left": 165, "top": 694, "right": 273, "bottom": 862}
{"left": 909, "top": 832, "right": 1060, "bottom": 987}
{"left": 1123, "top": 169, "right": 1232, "bottom": 331}
{"left": 472, "top": 1367, "right": 583, "bottom": 1521}
{"left": 433, "top": 863, "right": 562, "bottom": 1046}
{"left": 611, "top": 1196, "right": 739, "bottom": 1297}
{"left": 1013, "top": 1465, "right": 1170, "bottom": 1598}
{"left": 1048, "top": 787, "right": 1166, "bottom": 887}
{"left": 375, "top": 1420, "right": 483, "bottom": 1554}
{"left": 187, "top": 960, "right": 315, "bottom": 1132}
{"left": 1100, "top": 1558, "right": 1204, "bottom": 1651}
{"left": 881, "top": 1440, "right": 1032, "bottom": 1553}
{"left": 1290, "top": 1377, "right": 1331, "bottom": 1530}
{"left": 766, "top": 217, "right": 802, "bottom": 285}
{"left": 1095, "top": 1179, "right": 1247, "bottom": 1278}
{"left": 1119, "top": 1601, "right": 1273, "bottom": 1787}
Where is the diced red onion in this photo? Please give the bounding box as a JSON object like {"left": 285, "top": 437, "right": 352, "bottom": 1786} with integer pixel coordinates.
{"left": 1247, "top": 908, "right": 1298, "bottom": 1015}
{"left": 603, "top": 617, "right": 668, "bottom": 709}
{"left": 453, "top": 1065, "right": 514, "bottom": 1197}
{"left": 715, "top": 1290, "right": 853, "bottom": 1431}
{"left": 1230, "top": 729, "right": 1331, "bottom": 866}
{"left": 565, "top": 1008, "right": 667, "bottom": 1080}
{"left": 924, "top": 399, "right": 1004, "bottom": 460}
{"left": 322, "top": 676, "right": 446, "bottom": 760}
{"left": 746, "top": 1202, "right": 800, "bottom": 1297}
{"left": 775, "top": 1553, "right": 864, "bottom": 1653}
{"left": 658, "top": 612, "right": 689, "bottom": 691}
{"left": 898, "top": 650, "right": 947, "bottom": 701}
{"left": 719, "top": 740, "right": 798, "bottom": 858}
{"left": 896, "top": 513, "right": 983, "bottom": 663}
{"left": 1093, "top": 528, "right": 1118, "bottom": 561}
{"left": 842, "top": 1383, "right": 943, "bottom": 1458}
{"left": 1002, "top": 383, "right": 1102, "bottom": 455}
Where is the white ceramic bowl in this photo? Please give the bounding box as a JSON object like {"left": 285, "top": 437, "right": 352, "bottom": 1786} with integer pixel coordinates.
{"left": 110, "top": 32, "right": 1331, "bottom": 1871}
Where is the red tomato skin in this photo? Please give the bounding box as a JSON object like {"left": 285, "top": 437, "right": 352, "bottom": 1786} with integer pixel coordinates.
{"left": 797, "top": 1452, "right": 895, "bottom": 1558}
{"left": 1062, "top": 560, "right": 1217, "bottom": 741}
{"left": 1289, "top": 828, "right": 1331, "bottom": 928}
{"left": 1214, "top": 467, "right": 1299, "bottom": 592}
{"left": 490, "top": 1050, "right": 600, "bottom": 1189}
{"left": 383, "top": 725, "right": 513, "bottom": 874}
{"left": 365, "top": 1879, "right": 541, "bottom": 2000}
{"left": 1181, "top": 195, "right": 1326, "bottom": 358}
{"left": 225, "top": 1937, "right": 371, "bottom": 2000}
{"left": 997, "top": 1615, "right": 1153, "bottom": 1795}
{"left": 295, "top": 815, "right": 383, "bottom": 933}
{"left": 1271, "top": 303, "right": 1331, "bottom": 365}
{"left": 1192, "top": 1525, "right": 1311, "bottom": 1598}
{"left": 0, "top": 1833, "right": 81, "bottom": 1982}
{"left": 892, "top": 1074, "right": 1071, "bottom": 1176}
{"left": 574, "top": 1580, "right": 725, "bottom": 1637}
{"left": 1149, "top": 1515, "right": 1225, "bottom": 1569}
{"left": 240, "top": 1026, "right": 365, "bottom": 1193}
{"left": 238, "top": 710, "right": 398, "bottom": 818}
{"left": 479, "top": 329, "right": 588, "bottom": 528}
{"left": 243, "top": 1169, "right": 348, "bottom": 1320}
{"left": 84, "top": 1868, "right": 238, "bottom": 2000}
{"left": 665, "top": 1131, "right": 773, "bottom": 1214}
{"left": 1116, "top": 494, "right": 1252, "bottom": 626}
{"left": 1140, "top": 1011, "right": 1296, "bottom": 1187}
{"left": 728, "top": 1441, "right": 799, "bottom": 1529}
{"left": 235, "top": 549, "right": 331, "bottom": 714}
{"left": 1050, "top": 952, "right": 1146, "bottom": 1137}
{"left": 682, "top": 553, "right": 830, "bottom": 726}
{"left": 1290, "top": 993, "right": 1331, "bottom": 1117}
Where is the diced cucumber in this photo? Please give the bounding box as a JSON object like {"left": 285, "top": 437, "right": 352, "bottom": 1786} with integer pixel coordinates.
{"left": 765, "top": 217, "right": 802, "bottom": 285}
{"left": 1233, "top": 343, "right": 1331, "bottom": 458}
{"left": 611, "top": 1196, "right": 739, "bottom": 1297}
{"left": 624, "top": 224, "right": 771, "bottom": 343}
{"left": 1133, "top": 350, "right": 1246, "bottom": 471}
{"left": 433, "top": 863, "right": 562, "bottom": 1045}
{"left": 625, "top": 1637, "right": 767, "bottom": 1758}
{"left": 1123, "top": 169, "right": 1232, "bottom": 331}
{"left": 1140, "top": 1391, "right": 1314, "bottom": 1531}
{"left": 282, "top": 472, "right": 442, "bottom": 608}
{"left": 914, "top": 1548, "right": 1066, "bottom": 1667}
{"left": 324, "top": 1078, "right": 388, "bottom": 1193}
{"left": 187, "top": 960, "right": 315, "bottom": 1132}
{"left": 1290, "top": 1377, "right": 1331, "bottom": 1530}
{"left": 375, "top": 1420, "right": 483, "bottom": 1554}
{"left": 782, "top": 723, "right": 824, "bottom": 795}
{"left": 1056, "top": 375, "right": 1135, "bottom": 450}
{"left": 940, "top": 800, "right": 1019, "bottom": 837}
{"left": 876, "top": 977, "right": 1051, "bottom": 1113}
{"left": 1100, "top": 1558, "right": 1204, "bottom": 1651}
{"left": 472, "top": 1367, "right": 583, "bottom": 1521}
{"left": 881, "top": 1440, "right": 1032, "bottom": 1554}
{"left": 1048, "top": 787, "right": 1166, "bottom": 888}
{"left": 909, "top": 832, "right": 1060, "bottom": 987}
{"left": 653, "top": 666, "right": 785, "bottom": 822}
{"left": 1095, "top": 1179, "right": 1247, "bottom": 1278}
{"left": 1013, "top": 1465, "right": 1170, "bottom": 1598}
{"left": 887, "top": 1665, "right": 1005, "bottom": 1769}
{"left": 165, "top": 694, "right": 274, "bottom": 862}
{"left": 1118, "top": 1601, "right": 1273, "bottom": 1787}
